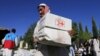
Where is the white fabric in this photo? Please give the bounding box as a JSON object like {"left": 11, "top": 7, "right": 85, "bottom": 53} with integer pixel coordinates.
{"left": 78, "top": 48, "right": 83, "bottom": 56}
{"left": 33, "top": 13, "right": 72, "bottom": 47}
{"left": 3, "top": 48, "right": 13, "bottom": 56}
{"left": 93, "top": 39, "right": 99, "bottom": 52}
{"left": 14, "top": 49, "right": 31, "bottom": 56}
{"left": 39, "top": 3, "right": 47, "bottom": 7}
{"left": 30, "top": 49, "right": 44, "bottom": 56}
{"left": 14, "top": 49, "right": 43, "bottom": 56}
{"left": 93, "top": 39, "right": 100, "bottom": 56}
{"left": 69, "top": 46, "right": 75, "bottom": 56}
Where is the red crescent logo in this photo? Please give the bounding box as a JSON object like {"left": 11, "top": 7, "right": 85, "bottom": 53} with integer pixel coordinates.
{"left": 56, "top": 18, "right": 65, "bottom": 27}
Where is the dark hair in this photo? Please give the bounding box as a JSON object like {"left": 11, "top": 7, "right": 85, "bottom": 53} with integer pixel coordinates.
{"left": 11, "top": 28, "right": 16, "bottom": 33}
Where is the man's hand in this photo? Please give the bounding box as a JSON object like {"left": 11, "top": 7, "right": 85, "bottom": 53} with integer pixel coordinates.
{"left": 34, "top": 37, "right": 39, "bottom": 42}
{"left": 67, "top": 30, "right": 74, "bottom": 37}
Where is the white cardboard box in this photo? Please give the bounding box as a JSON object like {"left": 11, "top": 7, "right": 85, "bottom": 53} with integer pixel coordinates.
{"left": 36, "top": 13, "right": 72, "bottom": 47}
{"left": 38, "top": 27, "right": 71, "bottom": 47}
{"left": 38, "top": 13, "right": 72, "bottom": 31}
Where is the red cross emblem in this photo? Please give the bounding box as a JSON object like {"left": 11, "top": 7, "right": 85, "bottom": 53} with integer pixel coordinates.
{"left": 56, "top": 19, "right": 65, "bottom": 27}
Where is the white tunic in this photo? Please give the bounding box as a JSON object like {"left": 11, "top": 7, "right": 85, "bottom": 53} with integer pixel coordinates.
{"left": 93, "top": 39, "right": 100, "bottom": 56}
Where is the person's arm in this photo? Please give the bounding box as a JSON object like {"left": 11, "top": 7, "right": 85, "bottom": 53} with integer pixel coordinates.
{"left": 2, "top": 38, "right": 5, "bottom": 45}
{"left": 67, "top": 29, "right": 74, "bottom": 37}
{"left": 65, "top": 18, "right": 72, "bottom": 36}
{"left": 2, "top": 34, "right": 7, "bottom": 45}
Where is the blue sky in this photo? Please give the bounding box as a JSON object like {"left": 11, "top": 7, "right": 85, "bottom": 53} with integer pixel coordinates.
{"left": 0, "top": 0, "right": 100, "bottom": 36}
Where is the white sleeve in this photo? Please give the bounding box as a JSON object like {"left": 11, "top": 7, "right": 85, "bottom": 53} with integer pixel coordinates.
{"left": 33, "top": 22, "right": 39, "bottom": 38}
{"left": 33, "top": 21, "right": 40, "bottom": 42}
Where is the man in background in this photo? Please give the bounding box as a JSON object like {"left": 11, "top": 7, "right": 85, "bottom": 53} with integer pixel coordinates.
{"left": 3, "top": 28, "right": 18, "bottom": 56}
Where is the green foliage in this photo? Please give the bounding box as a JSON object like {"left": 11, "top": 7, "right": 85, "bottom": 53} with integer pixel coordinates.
{"left": 92, "top": 17, "right": 98, "bottom": 38}
{"left": 23, "top": 23, "right": 36, "bottom": 49}
{"left": 72, "top": 22, "right": 91, "bottom": 44}
{"left": 78, "top": 22, "right": 84, "bottom": 40}
{"left": 98, "top": 26, "right": 100, "bottom": 36}
{"left": 85, "top": 26, "right": 89, "bottom": 33}
{"left": 72, "top": 22, "right": 79, "bottom": 42}
{"left": 82, "top": 32, "right": 91, "bottom": 41}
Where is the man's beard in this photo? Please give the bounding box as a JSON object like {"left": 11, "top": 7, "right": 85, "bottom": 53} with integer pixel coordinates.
{"left": 40, "top": 13, "right": 45, "bottom": 18}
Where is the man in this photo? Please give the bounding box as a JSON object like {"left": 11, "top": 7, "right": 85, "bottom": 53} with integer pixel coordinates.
{"left": 92, "top": 36, "right": 100, "bottom": 56}
{"left": 33, "top": 3, "right": 71, "bottom": 56}
{"left": 3, "top": 28, "right": 18, "bottom": 56}
{"left": 33, "top": 3, "right": 50, "bottom": 42}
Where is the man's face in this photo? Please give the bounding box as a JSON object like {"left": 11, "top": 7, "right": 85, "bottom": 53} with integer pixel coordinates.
{"left": 38, "top": 6, "right": 45, "bottom": 17}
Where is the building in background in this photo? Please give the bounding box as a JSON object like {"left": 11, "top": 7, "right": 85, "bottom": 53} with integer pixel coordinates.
{"left": 0, "top": 27, "right": 10, "bottom": 45}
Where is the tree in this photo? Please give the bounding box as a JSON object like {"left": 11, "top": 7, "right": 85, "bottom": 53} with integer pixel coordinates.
{"left": 85, "top": 26, "right": 89, "bottom": 33}
{"left": 72, "top": 22, "right": 79, "bottom": 41}
{"left": 78, "top": 22, "right": 84, "bottom": 41}
{"left": 23, "top": 23, "right": 36, "bottom": 49}
{"left": 72, "top": 22, "right": 80, "bottom": 48}
{"left": 82, "top": 26, "right": 91, "bottom": 41}
{"left": 92, "top": 17, "right": 98, "bottom": 38}
{"left": 79, "top": 22, "right": 83, "bottom": 33}
{"left": 99, "top": 26, "right": 100, "bottom": 36}
{"left": 78, "top": 22, "right": 89, "bottom": 43}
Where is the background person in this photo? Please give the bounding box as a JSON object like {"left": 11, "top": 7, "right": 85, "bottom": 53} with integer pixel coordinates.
{"left": 3, "top": 28, "right": 18, "bottom": 56}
